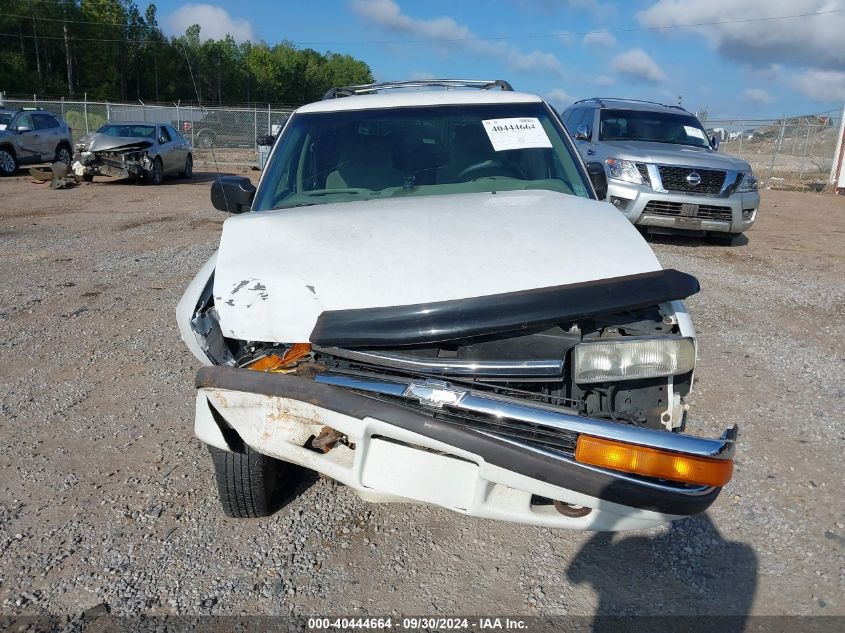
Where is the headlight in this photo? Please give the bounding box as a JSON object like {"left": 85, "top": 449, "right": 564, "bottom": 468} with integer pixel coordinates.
{"left": 573, "top": 337, "right": 695, "bottom": 383}
{"left": 736, "top": 171, "right": 758, "bottom": 192}
{"left": 604, "top": 158, "right": 643, "bottom": 185}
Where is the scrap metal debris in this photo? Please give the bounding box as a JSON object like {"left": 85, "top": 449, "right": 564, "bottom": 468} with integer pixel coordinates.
{"left": 29, "top": 161, "right": 80, "bottom": 189}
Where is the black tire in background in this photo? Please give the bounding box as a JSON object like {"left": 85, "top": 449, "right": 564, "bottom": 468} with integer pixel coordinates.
{"left": 55, "top": 144, "right": 72, "bottom": 165}
{"left": 708, "top": 232, "right": 741, "bottom": 246}
{"left": 209, "top": 445, "right": 296, "bottom": 518}
{"left": 148, "top": 157, "right": 163, "bottom": 185}
{"left": 0, "top": 147, "right": 17, "bottom": 176}
{"left": 180, "top": 154, "right": 193, "bottom": 179}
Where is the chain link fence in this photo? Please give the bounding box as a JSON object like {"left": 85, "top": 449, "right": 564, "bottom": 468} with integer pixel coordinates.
{"left": 0, "top": 94, "right": 295, "bottom": 168}
{"left": 2, "top": 94, "right": 843, "bottom": 189}
{"left": 704, "top": 112, "right": 842, "bottom": 191}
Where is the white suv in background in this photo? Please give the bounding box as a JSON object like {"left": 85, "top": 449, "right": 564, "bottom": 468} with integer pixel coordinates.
{"left": 562, "top": 98, "right": 759, "bottom": 244}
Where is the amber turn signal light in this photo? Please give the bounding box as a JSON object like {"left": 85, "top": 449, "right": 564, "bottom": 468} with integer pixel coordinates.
{"left": 574, "top": 435, "right": 733, "bottom": 488}
{"left": 246, "top": 343, "right": 311, "bottom": 372}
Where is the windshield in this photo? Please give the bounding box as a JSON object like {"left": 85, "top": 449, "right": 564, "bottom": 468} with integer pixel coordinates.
{"left": 599, "top": 109, "right": 710, "bottom": 148}
{"left": 0, "top": 112, "right": 13, "bottom": 129}
{"left": 96, "top": 124, "right": 156, "bottom": 139}
{"left": 253, "top": 102, "right": 591, "bottom": 211}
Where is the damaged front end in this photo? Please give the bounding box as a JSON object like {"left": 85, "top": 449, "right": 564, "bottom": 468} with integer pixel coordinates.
{"left": 178, "top": 264, "right": 736, "bottom": 530}
{"left": 73, "top": 134, "right": 154, "bottom": 180}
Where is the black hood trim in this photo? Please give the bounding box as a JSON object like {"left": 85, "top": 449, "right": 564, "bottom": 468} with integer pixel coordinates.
{"left": 310, "top": 269, "right": 699, "bottom": 348}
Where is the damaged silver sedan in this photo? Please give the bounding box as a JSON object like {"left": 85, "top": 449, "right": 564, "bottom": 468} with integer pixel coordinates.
{"left": 73, "top": 122, "right": 192, "bottom": 184}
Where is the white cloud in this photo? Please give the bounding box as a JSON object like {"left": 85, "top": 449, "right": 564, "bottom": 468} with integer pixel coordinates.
{"left": 582, "top": 31, "right": 617, "bottom": 48}
{"left": 637, "top": 0, "right": 845, "bottom": 70}
{"left": 351, "top": 0, "right": 566, "bottom": 78}
{"left": 593, "top": 74, "right": 614, "bottom": 86}
{"left": 787, "top": 69, "right": 845, "bottom": 103}
{"left": 610, "top": 48, "right": 666, "bottom": 83}
{"left": 547, "top": 88, "right": 575, "bottom": 107}
{"left": 165, "top": 3, "right": 255, "bottom": 42}
{"left": 742, "top": 88, "right": 774, "bottom": 104}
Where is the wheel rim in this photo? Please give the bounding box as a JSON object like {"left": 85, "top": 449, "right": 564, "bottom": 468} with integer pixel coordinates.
{"left": 57, "top": 147, "right": 71, "bottom": 164}
{"left": 0, "top": 150, "right": 15, "bottom": 173}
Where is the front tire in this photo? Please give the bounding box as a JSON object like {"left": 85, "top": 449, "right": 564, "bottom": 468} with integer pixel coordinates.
{"left": 708, "top": 232, "right": 741, "bottom": 246}
{"left": 0, "top": 147, "right": 17, "bottom": 176}
{"left": 55, "top": 144, "right": 72, "bottom": 165}
{"left": 147, "top": 157, "right": 163, "bottom": 185}
{"left": 209, "top": 445, "right": 295, "bottom": 518}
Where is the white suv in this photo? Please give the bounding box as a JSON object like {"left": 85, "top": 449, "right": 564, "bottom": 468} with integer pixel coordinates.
{"left": 177, "top": 80, "right": 736, "bottom": 531}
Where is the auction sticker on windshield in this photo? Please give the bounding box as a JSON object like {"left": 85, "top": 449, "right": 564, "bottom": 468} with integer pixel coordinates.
{"left": 684, "top": 125, "right": 708, "bottom": 141}
{"left": 482, "top": 118, "right": 552, "bottom": 151}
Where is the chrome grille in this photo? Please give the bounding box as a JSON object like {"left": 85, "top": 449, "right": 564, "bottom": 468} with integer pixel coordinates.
{"left": 658, "top": 166, "right": 726, "bottom": 195}
{"left": 643, "top": 200, "right": 683, "bottom": 216}
{"left": 643, "top": 201, "right": 732, "bottom": 222}
{"left": 364, "top": 391, "right": 579, "bottom": 456}
{"left": 636, "top": 163, "right": 650, "bottom": 186}
{"left": 696, "top": 205, "right": 732, "bottom": 222}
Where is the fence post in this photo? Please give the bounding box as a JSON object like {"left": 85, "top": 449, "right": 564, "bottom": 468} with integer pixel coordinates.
{"left": 738, "top": 121, "right": 744, "bottom": 155}
{"left": 767, "top": 118, "right": 786, "bottom": 184}
{"left": 799, "top": 123, "right": 811, "bottom": 180}
{"left": 267, "top": 103, "right": 271, "bottom": 134}
{"left": 106, "top": 102, "right": 110, "bottom": 122}
{"left": 61, "top": 96, "right": 65, "bottom": 119}
{"left": 83, "top": 93, "right": 89, "bottom": 132}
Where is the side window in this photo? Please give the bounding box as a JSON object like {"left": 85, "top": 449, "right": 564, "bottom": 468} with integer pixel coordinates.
{"left": 570, "top": 109, "right": 587, "bottom": 135}
{"left": 16, "top": 113, "right": 34, "bottom": 130}
{"left": 562, "top": 109, "right": 575, "bottom": 129}
{"left": 159, "top": 126, "right": 172, "bottom": 143}
{"left": 34, "top": 114, "right": 58, "bottom": 130}
{"left": 579, "top": 108, "right": 595, "bottom": 138}
{"left": 166, "top": 125, "right": 182, "bottom": 141}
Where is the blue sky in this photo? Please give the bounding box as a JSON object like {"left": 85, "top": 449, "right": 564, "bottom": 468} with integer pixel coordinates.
{"left": 148, "top": 0, "right": 845, "bottom": 119}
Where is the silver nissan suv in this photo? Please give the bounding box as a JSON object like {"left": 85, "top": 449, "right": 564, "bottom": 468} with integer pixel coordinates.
{"left": 562, "top": 98, "right": 759, "bottom": 244}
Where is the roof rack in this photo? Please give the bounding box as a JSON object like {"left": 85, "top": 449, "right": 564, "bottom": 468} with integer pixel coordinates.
{"left": 573, "top": 97, "right": 687, "bottom": 112}
{"left": 323, "top": 79, "right": 514, "bottom": 100}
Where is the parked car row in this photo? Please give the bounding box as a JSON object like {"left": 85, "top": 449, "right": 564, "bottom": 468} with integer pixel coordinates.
{"left": 0, "top": 106, "right": 193, "bottom": 184}
{"left": 178, "top": 79, "right": 739, "bottom": 534}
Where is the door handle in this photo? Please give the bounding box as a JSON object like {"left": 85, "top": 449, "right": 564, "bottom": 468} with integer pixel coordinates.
{"left": 586, "top": 149, "right": 596, "bottom": 156}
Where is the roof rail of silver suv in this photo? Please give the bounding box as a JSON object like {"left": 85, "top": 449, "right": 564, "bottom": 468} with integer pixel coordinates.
{"left": 323, "top": 79, "right": 514, "bottom": 100}
{"left": 573, "top": 97, "right": 688, "bottom": 112}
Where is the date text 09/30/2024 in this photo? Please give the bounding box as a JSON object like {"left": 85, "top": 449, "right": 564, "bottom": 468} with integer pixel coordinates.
{"left": 307, "top": 617, "right": 529, "bottom": 630}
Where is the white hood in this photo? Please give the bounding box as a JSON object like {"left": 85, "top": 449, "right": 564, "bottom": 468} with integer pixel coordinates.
{"left": 213, "top": 190, "right": 662, "bottom": 343}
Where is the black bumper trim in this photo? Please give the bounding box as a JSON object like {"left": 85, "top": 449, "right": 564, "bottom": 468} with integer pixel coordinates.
{"left": 196, "top": 366, "right": 721, "bottom": 516}
{"left": 309, "top": 269, "right": 700, "bottom": 348}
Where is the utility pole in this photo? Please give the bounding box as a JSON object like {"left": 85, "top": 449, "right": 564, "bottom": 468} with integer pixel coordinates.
{"left": 31, "top": 10, "right": 42, "bottom": 89}
{"left": 63, "top": 19, "right": 74, "bottom": 97}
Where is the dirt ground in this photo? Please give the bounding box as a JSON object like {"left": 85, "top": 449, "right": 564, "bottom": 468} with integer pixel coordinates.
{"left": 0, "top": 170, "right": 843, "bottom": 624}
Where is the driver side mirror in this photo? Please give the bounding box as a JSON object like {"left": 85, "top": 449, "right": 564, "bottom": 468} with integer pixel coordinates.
{"left": 575, "top": 124, "right": 591, "bottom": 141}
{"left": 211, "top": 176, "right": 256, "bottom": 214}
{"left": 257, "top": 134, "right": 275, "bottom": 147}
{"left": 16, "top": 125, "right": 32, "bottom": 133}
{"left": 585, "top": 162, "right": 608, "bottom": 200}
{"left": 710, "top": 135, "right": 720, "bottom": 151}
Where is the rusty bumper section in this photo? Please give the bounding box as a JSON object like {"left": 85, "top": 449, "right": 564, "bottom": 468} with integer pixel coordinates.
{"left": 196, "top": 365, "right": 728, "bottom": 516}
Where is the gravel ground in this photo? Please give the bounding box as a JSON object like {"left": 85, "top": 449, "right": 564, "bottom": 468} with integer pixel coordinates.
{"left": 0, "top": 172, "right": 843, "bottom": 622}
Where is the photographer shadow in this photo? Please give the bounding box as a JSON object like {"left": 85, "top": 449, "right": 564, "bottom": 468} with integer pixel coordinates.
{"left": 567, "top": 492, "right": 757, "bottom": 633}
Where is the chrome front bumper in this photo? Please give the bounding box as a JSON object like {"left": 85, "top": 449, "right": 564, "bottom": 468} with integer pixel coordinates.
{"left": 194, "top": 366, "right": 736, "bottom": 531}
{"left": 607, "top": 181, "right": 760, "bottom": 234}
